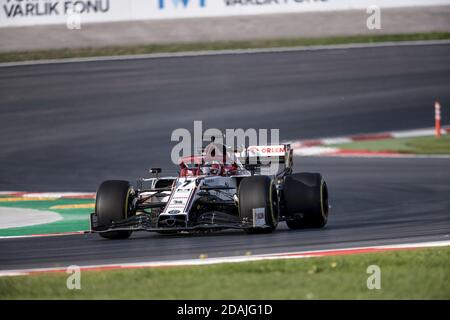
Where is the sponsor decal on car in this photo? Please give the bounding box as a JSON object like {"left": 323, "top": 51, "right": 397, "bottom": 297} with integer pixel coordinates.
{"left": 247, "top": 145, "right": 285, "bottom": 157}
{"left": 163, "top": 180, "right": 197, "bottom": 214}
{"left": 253, "top": 208, "right": 266, "bottom": 227}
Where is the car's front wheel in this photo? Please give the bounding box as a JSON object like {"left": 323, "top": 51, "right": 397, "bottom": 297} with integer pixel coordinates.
{"left": 95, "top": 180, "right": 134, "bottom": 239}
{"left": 238, "top": 176, "right": 279, "bottom": 234}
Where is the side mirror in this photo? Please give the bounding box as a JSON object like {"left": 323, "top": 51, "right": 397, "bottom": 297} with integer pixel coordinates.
{"left": 245, "top": 164, "right": 259, "bottom": 176}
{"left": 149, "top": 168, "right": 162, "bottom": 178}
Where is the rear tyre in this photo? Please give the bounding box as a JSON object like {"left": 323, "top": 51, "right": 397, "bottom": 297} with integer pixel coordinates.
{"left": 284, "top": 173, "right": 329, "bottom": 229}
{"left": 238, "top": 176, "right": 279, "bottom": 234}
{"left": 95, "top": 180, "right": 133, "bottom": 239}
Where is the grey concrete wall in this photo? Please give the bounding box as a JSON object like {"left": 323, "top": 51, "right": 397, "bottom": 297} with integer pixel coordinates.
{"left": 1, "top": 6, "right": 449, "bottom": 53}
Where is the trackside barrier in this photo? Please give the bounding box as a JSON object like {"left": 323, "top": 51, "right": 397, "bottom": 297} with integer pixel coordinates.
{"left": 1, "top": 0, "right": 450, "bottom": 27}
{"left": 435, "top": 101, "right": 442, "bottom": 138}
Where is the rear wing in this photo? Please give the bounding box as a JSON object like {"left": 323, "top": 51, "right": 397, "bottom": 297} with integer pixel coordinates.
{"left": 237, "top": 144, "right": 293, "bottom": 175}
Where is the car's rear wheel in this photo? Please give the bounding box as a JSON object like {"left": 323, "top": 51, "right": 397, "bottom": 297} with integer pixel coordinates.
{"left": 95, "top": 180, "right": 134, "bottom": 239}
{"left": 238, "top": 176, "right": 279, "bottom": 234}
{"left": 283, "top": 173, "right": 329, "bottom": 229}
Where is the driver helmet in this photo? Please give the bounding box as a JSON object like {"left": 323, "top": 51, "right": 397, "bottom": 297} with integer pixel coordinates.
{"left": 202, "top": 161, "right": 222, "bottom": 176}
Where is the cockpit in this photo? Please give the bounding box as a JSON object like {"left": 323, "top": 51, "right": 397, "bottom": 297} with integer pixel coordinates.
{"left": 179, "top": 156, "right": 241, "bottom": 177}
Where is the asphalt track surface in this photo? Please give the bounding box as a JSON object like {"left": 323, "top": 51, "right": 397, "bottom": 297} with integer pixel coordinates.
{"left": 0, "top": 43, "right": 450, "bottom": 270}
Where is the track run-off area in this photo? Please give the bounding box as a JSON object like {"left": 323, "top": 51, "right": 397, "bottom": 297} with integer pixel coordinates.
{"left": 0, "top": 42, "right": 449, "bottom": 272}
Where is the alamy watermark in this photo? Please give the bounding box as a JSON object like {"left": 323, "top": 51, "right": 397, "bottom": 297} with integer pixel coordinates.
{"left": 171, "top": 121, "right": 281, "bottom": 169}
{"left": 66, "top": 4, "right": 82, "bottom": 30}
{"left": 66, "top": 265, "right": 81, "bottom": 290}
{"left": 366, "top": 265, "right": 381, "bottom": 290}
{"left": 366, "top": 5, "right": 381, "bottom": 30}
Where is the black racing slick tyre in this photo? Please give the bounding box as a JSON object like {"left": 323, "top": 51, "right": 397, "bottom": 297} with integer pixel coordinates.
{"left": 95, "top": 180, "right": 133, "bottom": 239}
{"left": 283, "top": 173, "right": 329, "bottom": 229}
{"left": 238, "top": 176, "right": 279, "bottom": 234}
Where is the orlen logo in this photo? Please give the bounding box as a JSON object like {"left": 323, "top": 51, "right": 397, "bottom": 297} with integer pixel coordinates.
{"left": 248, "top": 147, "right": 285, "bottom": 154}
{"left": 159, "top": 0, "right": 206, "bottom": 9}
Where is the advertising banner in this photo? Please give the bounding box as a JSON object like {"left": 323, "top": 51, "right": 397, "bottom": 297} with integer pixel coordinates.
{"left": 1, "top": 0, "right": 449, "bottom": 27}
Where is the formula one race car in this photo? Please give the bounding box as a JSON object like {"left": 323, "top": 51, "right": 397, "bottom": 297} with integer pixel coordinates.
{"left": 90, "top": 143, "right": 329, "bottom": 239}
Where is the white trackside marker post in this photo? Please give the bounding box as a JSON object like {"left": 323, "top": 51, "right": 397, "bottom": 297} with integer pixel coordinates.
{"left": 435, "top": 101, "right": 441, "bottom": 138}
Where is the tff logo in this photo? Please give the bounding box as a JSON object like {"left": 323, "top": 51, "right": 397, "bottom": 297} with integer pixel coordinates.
{"left": 159, "top": 0, "right": 206, "bottom": 9}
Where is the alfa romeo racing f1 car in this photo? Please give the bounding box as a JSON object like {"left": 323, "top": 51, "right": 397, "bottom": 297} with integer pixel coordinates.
{"left": 90, "top": 143, "right": 329, "bottom": 239}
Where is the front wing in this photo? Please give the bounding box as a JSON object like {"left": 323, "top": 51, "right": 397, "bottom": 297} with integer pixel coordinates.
{"left": 90, "top": 211, "right": 254, "bottom": 233}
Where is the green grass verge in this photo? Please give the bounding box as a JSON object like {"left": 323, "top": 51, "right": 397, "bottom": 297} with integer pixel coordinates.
{"left": 1, "top": 32, "right": 450, "bottom": 63}
{"left": 1, "top": 246, "right": 449, "bottom": 299}
{"left": 330, "top": 135, "right": 450, "bottom": 155}
{"left": 0, "top": 196, "right": 93, "bottom": 236}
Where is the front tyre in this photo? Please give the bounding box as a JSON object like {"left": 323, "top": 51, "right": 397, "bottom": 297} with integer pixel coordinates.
{"left": 238, "top": 176, "right": 279, "bottom": 234}
{"left": 95, "top": 180, "right": 134, "bottom": 239}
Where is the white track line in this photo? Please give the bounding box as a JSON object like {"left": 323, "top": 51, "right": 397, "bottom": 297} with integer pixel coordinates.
{"left": 391, "top": 128, "right": 439, "bottom": 138}
{"left": 321, "top": 137, "right": 353, "bottom": 145}
{"left": 318, "top": 126, "right": 449, "bottom": 146}
{"left": 326, "top": 154, "right": 450, "bottom": 159}
{"left": 0, "top": 191, "right": 22, "bottom": 195}
{"left": 0, "top": 231, "right": 86, "bottom": 240}
{"left": 1, "top": 40, "right": 450, "bottom": 68}
{"left": 21, "top": 192, "right": 95, "bottom": 198}
{"left": 0, "top": 240, "right": 449, "bottom": 277}
{"left": 289, "top": 125, "right": 450, "bottom": 157}
{"left": 0, "top": 192, "right": 95, "bottom": 199}
{"left": 293, "top": 146, "right": 339, "bottom": 156}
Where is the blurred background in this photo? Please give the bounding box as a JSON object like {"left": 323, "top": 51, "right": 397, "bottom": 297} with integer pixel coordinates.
{"left": 0, "top": 0, "right": 449, "bottom": 190}
{"left": 1, "top": 2, "right": 450, "bottom": 294}
{"left": 1, "top": 1, "right": 450, "bottom": 52}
